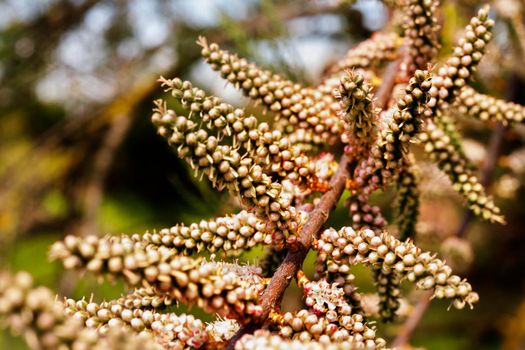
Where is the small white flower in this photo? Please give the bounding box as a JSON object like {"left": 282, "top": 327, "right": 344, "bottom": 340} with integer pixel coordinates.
{"left": 304, "top": 280, "right": 346, "bottom": 314}
{"left": 206, "top": 316, "right": 239, "bottom": 342}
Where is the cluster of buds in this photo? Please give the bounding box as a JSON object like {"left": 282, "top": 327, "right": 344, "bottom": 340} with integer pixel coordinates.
{"left": 0, "top": 271, "right": 74, "bottom": 349}
{"left": 81, "top": 327, "right": 163, "bottom": 350}
{"left": 334, "top": 70, "right": 378, "bottom": 158}
{"left": 197, "top": 37, "right": 295, "bottom": 113}
{"left": 265, "top": 273, "right": 386, "bottom": 346}
{"left": 50, "top": 236, "right": 265, "bottom": 322}
{"left": 347, "top": 194, "right": 386, "bottom": 231}
{"left": 429, "top": 7, "right": 494, "bottom": 110}
{"left": 274, "top": 308, "right": 384, "bottom": 348}
{"left": 316, "top": 227, "right": 480, "bottom": 310}
{"left": 327, "top": 32, "right": 401, "bottom": 75}
{"left": 346, "top": 7, "right": 499, "bottom": 229}
{"left": 0, "top": 271, "right": 162, "bottom": 350}
{"left": 333, "top": 190, "right": 401, "bottom": 321}
{"left": 394, "top": 161, "right": 420, "bottom": 241}
{"left": 455, "top": 86, "right": 525, "bottom": 125}
{"left": 420, "top": 120, "right": 504, "bottom": 223}
{"left": 49, "top": 234, "right": 148, "bottom": 275}
{"left": 199, "top": 37, "right": 344, "bottom": 145}
{"left": 151, "top": 96, "right": 300, "bottom": 243}
{"left": 419, "top": 112, "right": 504, "bottom": 222}
{"left": 407, "top": 8, "right": 509, "bottom": 225}
{"left": 235, "top": 330, "right": 390, "bottom": 350}
{"left": 403, "top": 0, "right": 441, "bottom": 73}
{"left": 436, "top": 115, "right": 468, "bottom": 159}
{"left": 113, "top": 287, "right": 175, "bottom": 310}
{"left": 375, "top": 70, "right": 432, "bottom": 172}
{"left": 63, "top": 298, "right": 210, "bottom": 348}
{"left": 283, "top": 127, "right": 318, "bottom": 153}
{"left": 373, "top": 267, "right": 401, "bottom": 322}
{"left": 251, "top": 126, "right": 317, "bottom": 185}
{"left": 350, "top": 69, "right": 431, "bottom": 196}
{"left": 140, "top": 210, "right": 271, "bottom": 256}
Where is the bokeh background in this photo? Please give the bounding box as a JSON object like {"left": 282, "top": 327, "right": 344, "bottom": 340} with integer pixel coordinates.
{"left": 1, "top": 0, "right": 525, "bottom": 349}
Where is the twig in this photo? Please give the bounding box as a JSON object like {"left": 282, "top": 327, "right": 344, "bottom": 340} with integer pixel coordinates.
{"left": 391, "top": 290, "right": 433, "bottom": 348}
{"left": 375, "top": 55, "right": 405, "bottom": 110}
{"left": 77, "top": 113, "right": 133, "bottom": 237}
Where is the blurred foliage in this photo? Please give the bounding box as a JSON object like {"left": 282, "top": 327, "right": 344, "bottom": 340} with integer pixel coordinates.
{"left": 1, "top": 0, "right": 525, "bottom": 349}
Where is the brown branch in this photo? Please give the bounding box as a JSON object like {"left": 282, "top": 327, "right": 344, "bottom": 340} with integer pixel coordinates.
{"left": 77, "top": 113, "right": 133, "bottom": 237}
{"left": 375, "top": 54, "right": 405, "bottom": 110}
{"left": 391, "top": 290, "right": 433, "bottom": 348}
{"left": 226, "top": 154, "right": 352, "bottom": 349}
{"left": 227, "top": 43, "right": 405, "bottom": 348}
